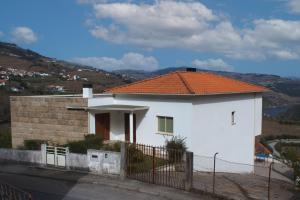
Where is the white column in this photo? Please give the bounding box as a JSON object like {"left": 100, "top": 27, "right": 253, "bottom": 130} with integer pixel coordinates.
{"left": 88, "top": 112, "right": 96, "bottom": 134}
{"left": 41, "top": 143, "right": 47, "bottom": 166}
{"left": 129, "top": 111, "right": 134, "bottom": 143}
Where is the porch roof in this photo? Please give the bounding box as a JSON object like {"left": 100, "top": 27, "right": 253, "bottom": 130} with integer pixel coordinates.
{"left": 87, "top": 104, "right": 149, "bottom": 111}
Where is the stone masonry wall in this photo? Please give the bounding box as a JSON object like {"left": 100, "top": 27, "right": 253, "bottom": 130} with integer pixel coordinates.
{"left": 10, "top": 96, "right": 88, "bottom": 148}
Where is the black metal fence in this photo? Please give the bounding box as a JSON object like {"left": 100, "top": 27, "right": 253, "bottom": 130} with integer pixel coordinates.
{"left": 0, "top": 181, "right": 33, "bottom": 200}
{"left": 125, "top": 143, "right": 189, "bottom": 190}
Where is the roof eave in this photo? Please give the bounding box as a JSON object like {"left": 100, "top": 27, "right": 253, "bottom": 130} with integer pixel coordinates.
{"left": 105, "top": 90, "right": 267, "bottom": 96}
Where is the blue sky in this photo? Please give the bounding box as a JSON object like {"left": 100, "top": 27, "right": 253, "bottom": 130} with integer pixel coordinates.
{"left": 0, "top": 0, "right": 300, "bottom": 77}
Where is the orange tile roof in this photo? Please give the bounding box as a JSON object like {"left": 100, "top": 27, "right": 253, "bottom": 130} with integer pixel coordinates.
{"left": 255, "top": 140, "right": 272, "bottom": 155}
{"left": 105, "top": 71, "right": 267, "bottom": 95}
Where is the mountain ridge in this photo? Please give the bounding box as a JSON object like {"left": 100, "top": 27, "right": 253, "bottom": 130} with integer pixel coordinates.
{"left": 1, "top": 41, "right": 300, "bottom": 121}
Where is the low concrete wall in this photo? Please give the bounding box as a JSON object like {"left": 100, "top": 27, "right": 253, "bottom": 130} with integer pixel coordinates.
{"left": 0, "top": 147, "right": 121, "bottom": 175}
{"left": 0, "top": 148, "right": 42, "bottom": 164}
{"left": 68, "top": 153, "right": 88, "bottom": 170}
{"left": 87, "top": 149, "right": 121, "bottom": 175}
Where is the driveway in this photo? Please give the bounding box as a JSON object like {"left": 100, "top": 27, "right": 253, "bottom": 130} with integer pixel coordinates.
{"left": 193, "top": 171, "right": 296, "bottom": 200}
{"left": 0, "top": 160, "right": 216, "bottom": 200}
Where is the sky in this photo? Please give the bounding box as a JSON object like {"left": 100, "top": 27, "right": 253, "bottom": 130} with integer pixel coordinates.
{"left": 0, "top": 0, "right": 300, "bottom": 77}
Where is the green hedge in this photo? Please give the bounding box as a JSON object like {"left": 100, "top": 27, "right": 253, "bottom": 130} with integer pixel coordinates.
{"left": 66, "top": 134, "right": 103, "bottom": 154}
{"left": 102, "top": 142, "right": 121, "bottom": 152}
{"left": 23, "top": 140, "right": 46, "bottom": 150}
{"left": 0, "top": 132, "right": 12, "bottom": 148}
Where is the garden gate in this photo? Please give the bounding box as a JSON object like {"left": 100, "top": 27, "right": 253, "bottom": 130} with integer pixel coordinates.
{"left": 46, "top": 145, "right": 69, "bottom": 168}
{"left": 125, "top": 143, "right": 193, "bottom": 190}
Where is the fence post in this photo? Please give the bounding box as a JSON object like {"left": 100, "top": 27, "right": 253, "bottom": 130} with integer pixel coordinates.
{"left": 268, "top": 162, "right": 274, "bottom": 200}
{"left": 41, "top": 144, "right": 47, "bottom": 166}
{"left": 120, "top": 142, "right": 127, "bottom": 180}
{"left": 185, "top": 151, "right": 193, "bottom": 191}
{"left": 213, "top": 152, "right": 218, "bottom": 194}
{"left": 65, "top": 147, "right": 70, "bottom": 170}
{"left": 152, "top": 147, "right": 156, "bottom": 184}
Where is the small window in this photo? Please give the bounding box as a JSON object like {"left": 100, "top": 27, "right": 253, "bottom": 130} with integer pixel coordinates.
{"left": 157, "top": 116, "right": 173, "bottom": 134}
{"left": 231, "top": 111, "right": 236, "bottom": 125}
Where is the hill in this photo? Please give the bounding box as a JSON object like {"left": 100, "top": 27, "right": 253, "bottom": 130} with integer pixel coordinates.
{"left": 1, "top": 41, "right": 300, "bottom": 125}
{"left": 0, "top": 41, "right": 132, "bottom": 124}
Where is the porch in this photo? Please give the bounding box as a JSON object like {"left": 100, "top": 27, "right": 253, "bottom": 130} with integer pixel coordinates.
{"left": 87, "top": 104, "right": 149, "bottom": 143}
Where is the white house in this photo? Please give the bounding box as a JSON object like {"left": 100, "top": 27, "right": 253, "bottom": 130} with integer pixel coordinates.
{"left": 11, "top": 68, "right": 266, "bottom": 173}
{"left": 79, "top": 69, "right": 266, "bottom": 173}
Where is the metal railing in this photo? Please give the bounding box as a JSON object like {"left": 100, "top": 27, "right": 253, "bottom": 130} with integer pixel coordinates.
{"left": 0, "top": 181, "right": 33, "bottom": 200}
{"left": 126, "top": 143, "right": 186, "bottom": 189}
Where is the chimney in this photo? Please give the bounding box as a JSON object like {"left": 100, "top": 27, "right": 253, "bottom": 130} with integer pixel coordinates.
{"left": 82, "top": 83, "right": 93, "bottom": 98}
{"left": 186, "top": 67, "right": 197, "bottom": 72}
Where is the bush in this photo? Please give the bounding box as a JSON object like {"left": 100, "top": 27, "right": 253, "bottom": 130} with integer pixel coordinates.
{"left": 24, "top": 140, "right": 46, "bottom": 150}
{"left": 67, "top": 134, "right": 103, "bottom": 154}
{"left": 102, "top": 142, "right": 121, "bottom": 152}
{"left": 127, "top": 144, "right": 144, "bottom": 163}
{"left": 165, "top": 136, "right": 187, "bottom": 163}
{"left": 0, "top": 132, "right": 12, "bottom": 148}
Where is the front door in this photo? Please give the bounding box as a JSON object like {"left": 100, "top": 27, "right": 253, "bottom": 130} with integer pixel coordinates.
{"left": 124, "top": 113, "right": 136, "bottom": 143}
{"left": 95, "top": 113, "right": 110, "bottom": 140}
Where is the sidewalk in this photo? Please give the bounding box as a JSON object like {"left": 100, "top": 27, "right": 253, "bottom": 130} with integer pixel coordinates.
{"left": 193, "top": 171, "right": 295, "bottom": 200}
{"left": 0, "top": 160, "right": 217, "bottom": 200}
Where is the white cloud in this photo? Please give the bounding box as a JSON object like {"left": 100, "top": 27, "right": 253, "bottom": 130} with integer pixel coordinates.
{"left": 12, "top": 27, "right": 38, "bottom": 44}
{"left": 85, "top": 1, "right": 300, "bottom": 60}
{"left": 77, "top": 0, "right": 107, "bottom": 4}
{"left": 191, "top": 58, "right": 233, "bottom": 71}
{"left": 71, "top": 52, "right": 159, "bottom": 71}
{"left": 0, "top": 31, "right": 4, "bottom": 37}
{"left": 288, "top": 0, "right": 300, "bottom": 14}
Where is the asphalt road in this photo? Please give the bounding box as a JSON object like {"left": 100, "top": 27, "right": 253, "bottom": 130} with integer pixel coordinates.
{"left": 0, "top": 172, "right": 176, "bottom": 200}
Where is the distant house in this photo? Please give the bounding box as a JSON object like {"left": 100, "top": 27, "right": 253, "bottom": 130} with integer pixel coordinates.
{"left": 0, "top": 79, "right": 6, "bottom": 86}
{"left": 10, "top": 87, "right": 20, "bottom": 92}
{"left": 48, "top": 85, "right": 65, "bottom": 93}
{"left": 10, "top": 69, "right": 267, "bottom": 173}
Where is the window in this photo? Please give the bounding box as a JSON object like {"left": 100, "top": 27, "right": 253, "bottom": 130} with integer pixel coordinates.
{"left": 157, "top": 116, "right": 173, "bottom": 134}
{"left": 231, "top": 111, "right": 236, "bottom": 125}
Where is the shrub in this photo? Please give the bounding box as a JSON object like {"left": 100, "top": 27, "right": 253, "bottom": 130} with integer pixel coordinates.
{"left": 165, "top": 136, "right": 187, "bottom": 163}
{"left": 24, "top": 140, "right": 46, "bottom": 150}
{"left": 102, "top": 142, "right": 121, "bottom": 152}
{"left": 127, "top": 144, "right": 144, "bottom": 163}
{"left": 0, "top": 132, "right": 12, "bottom": 148}
{"left": 67, "top": 134, "right": 103, "bottom": 154}
{"left": 67, "top": 140, "right": 87, "bottom": 154}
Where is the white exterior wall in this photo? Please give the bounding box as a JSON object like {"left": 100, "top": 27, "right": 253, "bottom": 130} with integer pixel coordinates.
{"left": 191, "top": 93, "right": 262, "bottom": 173}
{"left": 254, "top": 94, "right": 263, "bottom": 136}
{"left": 88, "top": 95, "right": 193, "bottom": 146}
{"left": 114, "top": 96, "right": 193, "bottom": 146}
{"left": 88, "top": 93, "right": 263, "bottom": 173}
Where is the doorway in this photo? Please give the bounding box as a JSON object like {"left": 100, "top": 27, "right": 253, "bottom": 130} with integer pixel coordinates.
{"left": 124, "top": 113, "right": 136, "bottom": 143}
{"left": 95, "top": 113, "right": 110, "bottom": 140}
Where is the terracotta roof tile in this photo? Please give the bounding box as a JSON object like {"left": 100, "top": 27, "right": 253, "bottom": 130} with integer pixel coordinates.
{"left": 105, "top": 71, "right": 267, "bottom": 95}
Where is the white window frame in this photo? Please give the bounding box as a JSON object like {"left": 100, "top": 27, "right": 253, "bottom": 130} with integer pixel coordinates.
{"left": 156, "top": 115, "right": 174, "bottom": 135}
